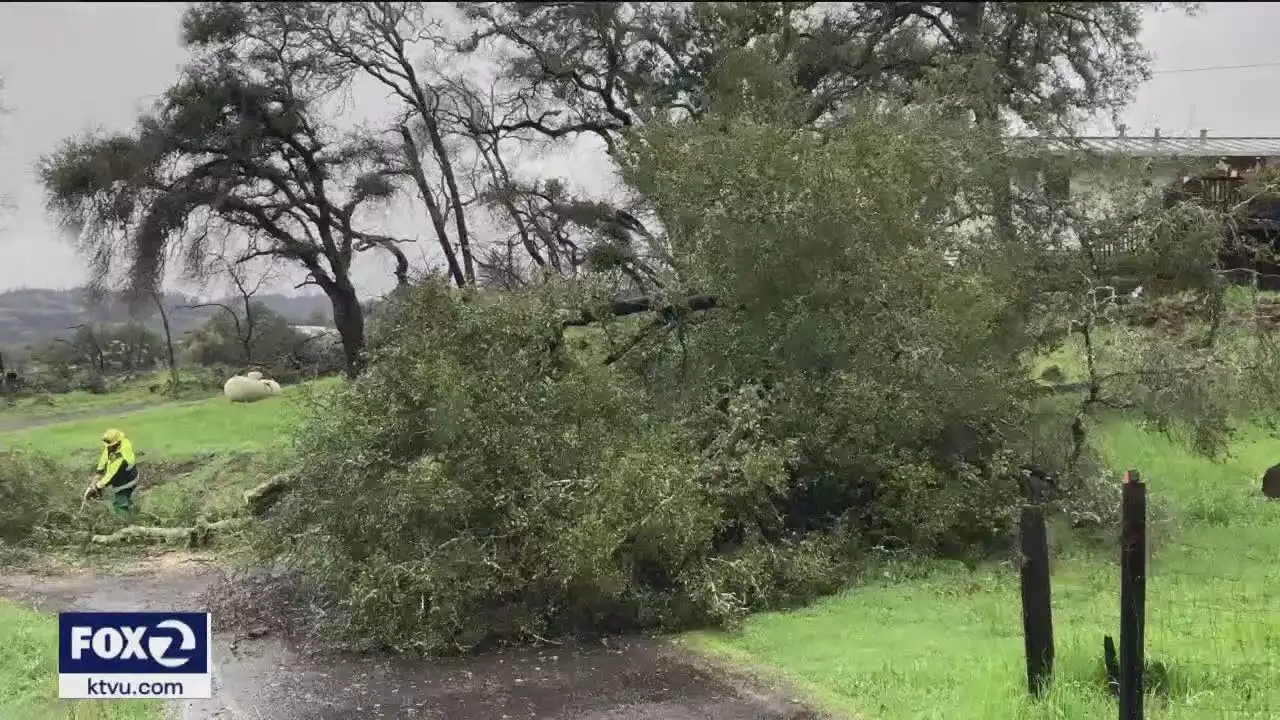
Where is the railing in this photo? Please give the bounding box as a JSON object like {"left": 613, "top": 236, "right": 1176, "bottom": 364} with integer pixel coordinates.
{"left": 1198, "top": 175, "right": 1244, "bottom": 206}
{"left": 1093, "top": 238, "right": 1140, "bottom": 259}
{"left": 1165, "top": 174, "right": 1244, "bottom": 210}
{"left": 1161, "top": 174, "right": 1280, "bottom": 230}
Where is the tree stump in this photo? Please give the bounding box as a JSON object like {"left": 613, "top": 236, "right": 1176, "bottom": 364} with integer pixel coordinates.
{"left": 1262, "top": 464, "right": 1280, "bottom": 499}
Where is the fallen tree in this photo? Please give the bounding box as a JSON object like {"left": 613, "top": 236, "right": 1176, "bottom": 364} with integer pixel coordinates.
{"left": 84, "top": 470, "right": 303, "bottom": 546}
{"left": 82, "top": 472, "right": 298, "bottom": 546}
{"left": 28, "top": 472, "right": 299, "bottom": 549}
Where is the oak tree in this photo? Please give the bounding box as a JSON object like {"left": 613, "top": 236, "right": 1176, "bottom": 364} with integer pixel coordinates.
{"left": 38, "top": 37, "right": 409, "bottom": 377}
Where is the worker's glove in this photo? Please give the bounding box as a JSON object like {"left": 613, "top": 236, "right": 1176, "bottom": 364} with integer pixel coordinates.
{"left": 83, "top": 484, "right": 102, "bottom": 501}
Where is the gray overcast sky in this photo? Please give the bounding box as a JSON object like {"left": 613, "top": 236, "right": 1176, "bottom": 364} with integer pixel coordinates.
{"left": 1, "top": 2, "right": 1278, "bottom": 295}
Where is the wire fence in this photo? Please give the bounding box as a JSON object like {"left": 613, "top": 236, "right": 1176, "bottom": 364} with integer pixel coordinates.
{"left": 1020, "top": 468, "right": 1280, "bottom": 719}
{"left": 1140, "top": 521, "right": 1280, "bottom": 718}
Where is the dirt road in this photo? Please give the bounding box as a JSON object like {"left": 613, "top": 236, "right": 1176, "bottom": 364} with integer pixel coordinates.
{"left": 0, "top": 560, "right": 822, "bottom": 720}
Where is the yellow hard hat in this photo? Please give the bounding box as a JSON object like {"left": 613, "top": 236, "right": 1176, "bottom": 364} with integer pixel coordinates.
{"left": 101, "top": 429, "right": 124, "bottom": 445}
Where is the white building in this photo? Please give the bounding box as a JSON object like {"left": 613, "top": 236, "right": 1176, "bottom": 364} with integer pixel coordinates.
{"left": 1014, "top": 132, "right": 1280, "bottom": 206}
{"left": 290, "top": 324, "right": 339, "bottom": 339}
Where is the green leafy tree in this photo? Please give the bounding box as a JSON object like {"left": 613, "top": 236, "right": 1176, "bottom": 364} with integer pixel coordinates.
{"left": 462, "top": 2, "right": 1191, "bottom": 137}
{"left": 249, "top": 84, "right": 1215, "bottom": 653}
{"left": 445, "top": 2, "right": 1197, "bottom": 280}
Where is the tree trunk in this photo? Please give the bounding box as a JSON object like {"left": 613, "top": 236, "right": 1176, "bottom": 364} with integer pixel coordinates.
{"left": 151, "top": 292, "right": 180, "bottom": 392}
{"left": 240, "top": 292, "right": 256, "bottom": 366}
{"left": 398, "top": 125, "right": 465, "bottom": 287}
{"left": 325, "top": 279, "right": 366, "bottom": 378}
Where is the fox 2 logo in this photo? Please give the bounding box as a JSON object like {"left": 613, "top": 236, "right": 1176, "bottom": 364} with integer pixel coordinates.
{"left": 59, "top": 612, "right": 211, "bottom": 675}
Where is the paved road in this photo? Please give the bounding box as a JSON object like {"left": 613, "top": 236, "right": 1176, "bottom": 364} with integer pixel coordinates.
{"left": 0, "top": 401, "right": 163, "bottom": 433}
{"left": 0, "top": 564, "right": 823, "bottom": 720}
{"left": 0, "top": 395, "right": 224, "bottom": 434}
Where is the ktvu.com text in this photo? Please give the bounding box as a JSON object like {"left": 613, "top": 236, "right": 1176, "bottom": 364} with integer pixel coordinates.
{"left": 75, "top": 676, "right": 193, "bottom": 698}
{"left": 58, "top": 611, "right": 213, "bottom": 700}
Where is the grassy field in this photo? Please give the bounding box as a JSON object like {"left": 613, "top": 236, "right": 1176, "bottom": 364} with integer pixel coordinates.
{"left": 0, "top": 372, "right": 216, "bottom": 422}
{"left": 0, "top": 382, "right": 325, "bottom": 528}
{"left": 685, "top": 417, "right": 1280, "bottom": 719}
{"left": 2, "top": 391, "right": 293, "bottom": 458}
{"left": 0, "top": 599, "right": 162, "bottom": 720}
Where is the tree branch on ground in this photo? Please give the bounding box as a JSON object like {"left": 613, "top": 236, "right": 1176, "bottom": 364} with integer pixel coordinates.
{"left": 90, "top": 518, "right": 247, "bottom": 547}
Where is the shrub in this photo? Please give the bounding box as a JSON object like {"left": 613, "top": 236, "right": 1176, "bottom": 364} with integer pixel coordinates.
{"left": 0, "top": 448, "right": 160, "bottom": 547}
{"left": 0, "top": 449, "right": 83, "bottom": 544}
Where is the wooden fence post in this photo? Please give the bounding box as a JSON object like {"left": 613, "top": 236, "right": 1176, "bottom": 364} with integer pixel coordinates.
{"left": 1119, "top": 469, "right": 1148, "bottom": 720}
{"left": 1020, "top": 489, "right": 1054, "bottom": 697}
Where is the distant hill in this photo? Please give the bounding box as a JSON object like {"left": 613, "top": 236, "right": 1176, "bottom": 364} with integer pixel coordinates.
{"left": 0, "top": 287, "right": 334, "bottom": 349}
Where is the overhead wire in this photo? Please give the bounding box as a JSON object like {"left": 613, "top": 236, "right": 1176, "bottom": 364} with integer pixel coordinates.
{"left": 1150, "top": 61, "right": 1280, "bottom": 75}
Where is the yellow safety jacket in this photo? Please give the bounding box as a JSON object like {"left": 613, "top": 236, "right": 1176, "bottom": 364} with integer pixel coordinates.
{"left": 95, "top": 436, "right": 139, "bottom": 491}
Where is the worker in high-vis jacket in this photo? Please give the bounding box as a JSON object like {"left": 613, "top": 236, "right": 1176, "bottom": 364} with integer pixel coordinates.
{"left": 84, "top": 428, "right": 139, "bottom": 515}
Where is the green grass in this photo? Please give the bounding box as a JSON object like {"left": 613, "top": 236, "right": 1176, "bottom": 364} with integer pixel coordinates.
{"left": 136, "top": 451, "right": 289, "bottom": 526}
{"left": 684, "top": 417, "right": 1280, "bottom": 719}
{"left": 1028, "top": 287, "right": 1280, "bottom": 388}
{"left": 0, "top": 382, "right": 324, "bottom": 530}
{"left": 0, "top": 599, "right": 162, "bottom": 720}
{"left": 0, "top": 372, "right": 214, "bottom": 421}
{"left": 2, "top": 389, "right": 301, "bottom": 460}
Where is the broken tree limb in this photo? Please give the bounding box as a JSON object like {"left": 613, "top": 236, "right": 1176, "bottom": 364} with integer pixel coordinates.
{"left": 90, "top": 518, "right": 248, "bottom": 547}
{"left": 243, "top": 473, "right": 298, "bottom": 517}
{"left": 39, "top": 472, "right": 300, "bottom": 548}
{"left": 561, "top": 293, "right": 725, "bottom": 328}
{"left": 549, "top": 293, "right": 740, "bottom": 363}
{"left": 603, "top": 317, "right": 665, "bottom": 365}
{"left": 34, "top": 472, "right": 303, "bottom": 548}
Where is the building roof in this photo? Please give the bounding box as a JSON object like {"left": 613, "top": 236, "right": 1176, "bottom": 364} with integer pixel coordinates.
{"left": 1014, "top": 136, "right": 1280, "bottom": 158}
{"left": 290, "top": 324, "right": 337, "bottom": 338}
